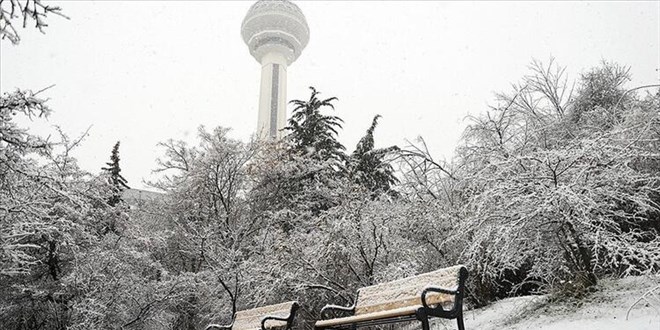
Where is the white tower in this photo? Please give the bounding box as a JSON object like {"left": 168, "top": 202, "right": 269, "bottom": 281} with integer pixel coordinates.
{"left": 241, "top": 0, "right": 310, "bottom": 140}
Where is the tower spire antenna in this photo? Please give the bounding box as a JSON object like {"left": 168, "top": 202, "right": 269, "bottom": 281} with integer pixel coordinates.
{"left": 241, "top": 0, "right": 310, "bottom": 140}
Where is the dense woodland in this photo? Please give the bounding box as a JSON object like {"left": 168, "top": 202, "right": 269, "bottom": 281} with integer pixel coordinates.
{"left": 1, "top": 2, "right": 660, "bottom": 330}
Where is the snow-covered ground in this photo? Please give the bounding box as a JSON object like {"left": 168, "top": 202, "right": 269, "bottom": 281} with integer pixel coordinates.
{"left": 432, "top": 276, "right": 660, "bottom": 330}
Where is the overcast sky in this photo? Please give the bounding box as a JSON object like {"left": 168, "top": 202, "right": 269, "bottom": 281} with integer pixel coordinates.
{"left": 2, "top": 1, "right": 659, "bottom": 190}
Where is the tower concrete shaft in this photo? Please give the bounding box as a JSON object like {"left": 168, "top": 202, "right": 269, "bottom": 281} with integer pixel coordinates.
{"left": 241, "top": 0, "right": 309, "bottom": 140}
{"left": 257, "top": 52, "right": 288, "bottom": 140}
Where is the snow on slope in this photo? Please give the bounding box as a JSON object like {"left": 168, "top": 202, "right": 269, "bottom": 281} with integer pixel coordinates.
{"left": 432, "top": 275, "right": 660, "bottom": 330}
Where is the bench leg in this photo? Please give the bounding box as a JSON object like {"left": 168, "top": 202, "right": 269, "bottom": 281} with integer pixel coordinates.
{"left": 421, "top": 318, "right": 431, "bottom": 330}
{"left": 416, "top": 310, "right": 430, "bottom": 330}
{"left": 456, "top": 311, "right": 465, "bottom": 330}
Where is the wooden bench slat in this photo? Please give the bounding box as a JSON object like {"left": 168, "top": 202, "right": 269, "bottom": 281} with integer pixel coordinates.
{"left": 231, "top": 301, "right": 297, "bottom": 330}
{"left": 355, "top": 265, "right": 463, "bottom": 315}
{"left": 315, "top": 305, "right": 421, "bottom": 328}
{"left": 315, "top": 265, "right": 468, "bottom": 330}
{"left": 355, "top": 292, "right": 454, "bottom": 315}
{"left": 233, "top": 319, "right": 288, "bottom": 330}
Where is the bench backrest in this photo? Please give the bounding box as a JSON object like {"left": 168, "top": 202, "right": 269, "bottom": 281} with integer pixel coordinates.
{"left": 232, "top": 301, "right": 297, "bottom": 330}
{"left": 354, "top": 265, "right": 466, "bottom": 315}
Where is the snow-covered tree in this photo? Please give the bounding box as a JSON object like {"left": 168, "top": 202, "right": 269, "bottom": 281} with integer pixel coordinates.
{"left": 347, "top": 115, "right": 399, "bottom": 196}
{"left": 1, "top": 10, "right": 178, "bottom": 329}
{"left": 451, "top": 60, "right": 660, "bottom": 302}
{"left": 285, "top": 87, "right": 345, "bottom": 163}
{"left": 102, "top": 141, "right": 129, "bottom": 207}
{"left": 149, "top": 126, "right": 264, "bottom": 327}
{"left": 0, "top": 89, "right": 131, "bottom": 328}
{"left": 0, "top": 0, "right": 68, "bottom": 45}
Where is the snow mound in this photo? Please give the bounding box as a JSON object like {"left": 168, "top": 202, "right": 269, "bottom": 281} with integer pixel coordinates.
{"left": 432, "top": 275, "right": 660, "bottom": 330}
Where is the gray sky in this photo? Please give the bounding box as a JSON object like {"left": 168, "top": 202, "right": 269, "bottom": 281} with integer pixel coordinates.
{"left": 2, "top": 1, "right": 659, "bottom": 190}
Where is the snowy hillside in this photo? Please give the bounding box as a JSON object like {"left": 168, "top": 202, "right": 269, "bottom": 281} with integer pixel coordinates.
{"left": 433, "top": 276, "right": 660, "bottom": 330}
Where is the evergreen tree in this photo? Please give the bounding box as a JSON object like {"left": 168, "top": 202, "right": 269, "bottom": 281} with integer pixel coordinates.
{"left": 285, "top": 87, "right": 346, "bottom": 163}
{"left": 252, "top": 88, "right": 347, "bottom": 219}
{"left": 348, "top": 115, "right": 399, "bottom": 195}
{"left": 102, "top": 141, "right": 129, "bottom": 206}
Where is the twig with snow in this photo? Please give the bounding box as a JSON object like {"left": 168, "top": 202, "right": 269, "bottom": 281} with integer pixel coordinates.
{"left": 626, "top": 284, "right": 660, "bottom": 320}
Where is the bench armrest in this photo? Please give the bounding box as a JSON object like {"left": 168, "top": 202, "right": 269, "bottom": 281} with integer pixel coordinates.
{"left": 260, "top": 301, "right": 299, "bottom": 330}
{"left": 261, "top": 316, "right": 290, "bottom": 330}
{"left": 320, "top": 304, "right": 356, "bottom": 320}
{"left": 206, "top": 324, "right": 232, "bottom": 330}
{"left": 420, "top": 286, "right": 459, "bottom": 310}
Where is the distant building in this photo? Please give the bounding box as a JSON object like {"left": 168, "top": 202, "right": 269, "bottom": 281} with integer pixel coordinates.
{"left": 122, "top": 188, "right": 164, "bottom": 209}
{"left": 241, "top": 0, "right": 310, "bottom": 140}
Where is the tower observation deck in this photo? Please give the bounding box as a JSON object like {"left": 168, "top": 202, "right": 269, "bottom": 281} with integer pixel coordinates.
{"left": 241, "top": 0, "right": 310, "bottom": 140}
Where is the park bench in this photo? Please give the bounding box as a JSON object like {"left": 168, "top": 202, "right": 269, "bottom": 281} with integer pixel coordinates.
{"left": 315, "top": 265, "right": 468, "bottom": 330}
{"left": 206, "top": 301, "right": 299, "bottom": 330}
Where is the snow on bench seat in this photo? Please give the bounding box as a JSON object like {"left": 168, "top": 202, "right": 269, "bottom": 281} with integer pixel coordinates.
{"left": 355, "top": 265, "right": 462, "bottom": 314}
{"left": 207, "top": 301, "right": 298, "bottom": 330}
{"left": 316, "top": 265, "right": 468, "bottom": 330}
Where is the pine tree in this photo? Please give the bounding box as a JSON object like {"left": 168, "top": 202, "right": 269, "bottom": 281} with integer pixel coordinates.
{"left": 102, "top": 141, "right": 129, "bottom": 206}
{"left": 253, "top": 87, "right": 348, "bottom": 218}
{"left": 285, "top": 87, "right": 346, "bottom": 163}
{"left": 348, "top": 115, "right": 399, "bottom": 195}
